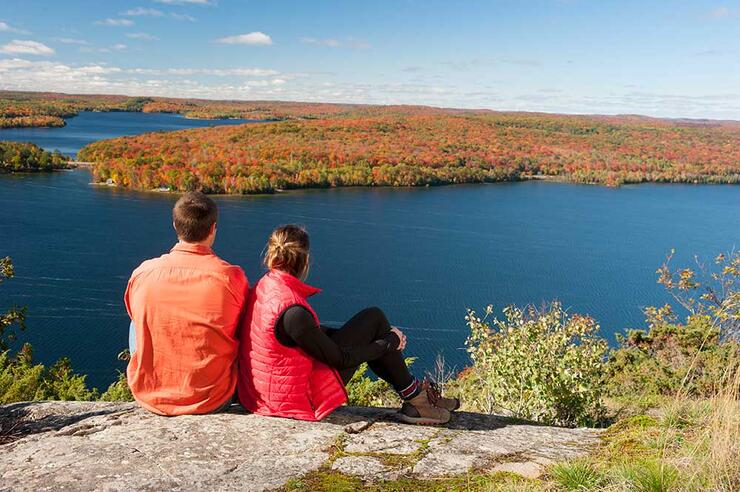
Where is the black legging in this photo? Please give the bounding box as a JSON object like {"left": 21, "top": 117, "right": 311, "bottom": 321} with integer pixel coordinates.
{"left": 328, "top": 307, "right": 415, "bottom": 391}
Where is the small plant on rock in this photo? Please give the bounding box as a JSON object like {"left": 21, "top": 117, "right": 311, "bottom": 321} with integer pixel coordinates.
{"left": 458, "top": 302, "right": 608, "bottom": 427}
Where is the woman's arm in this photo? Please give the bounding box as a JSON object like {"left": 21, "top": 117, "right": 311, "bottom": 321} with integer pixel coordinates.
{"left": 275, "top": 306, "right": 399, "bottom": 369}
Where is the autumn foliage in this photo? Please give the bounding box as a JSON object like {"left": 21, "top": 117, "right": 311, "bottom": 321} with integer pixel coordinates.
{"left": 79, "top": 112, "right": 740, "bottom": 193}
{"left": 3, "top": 90, "right": 738, "bottom": 192}
{"left": 0, "top": 91, "right": 364, "bottom": 128}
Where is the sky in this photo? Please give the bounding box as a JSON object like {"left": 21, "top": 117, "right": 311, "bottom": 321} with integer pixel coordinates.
{"left": 1, "top": 0, "right": 739, "bottom": 119}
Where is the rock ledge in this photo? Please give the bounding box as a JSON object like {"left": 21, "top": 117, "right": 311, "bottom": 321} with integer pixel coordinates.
{"left": 0, "top": 402, "right": 600, "bottom": 491}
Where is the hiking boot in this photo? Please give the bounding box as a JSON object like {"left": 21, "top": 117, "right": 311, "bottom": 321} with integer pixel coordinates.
{"left": 396, "top": 391, "right": 451, "bottom": 425}
{"left": 423, "top": 379, "right": 460, "bottom": 412}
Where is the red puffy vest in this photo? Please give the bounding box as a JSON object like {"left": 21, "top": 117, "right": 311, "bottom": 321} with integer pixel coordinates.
{"left": 237, "top": 269, "right": 347, "bottom": 421}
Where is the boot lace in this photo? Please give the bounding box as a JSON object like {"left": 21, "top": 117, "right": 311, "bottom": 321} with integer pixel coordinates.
{"left": 424, "top": 379, "right": 442, "bottom": 407}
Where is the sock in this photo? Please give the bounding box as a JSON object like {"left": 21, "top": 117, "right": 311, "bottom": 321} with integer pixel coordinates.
{"left": 397, "top": 377, "right": 421, "bottom": 401}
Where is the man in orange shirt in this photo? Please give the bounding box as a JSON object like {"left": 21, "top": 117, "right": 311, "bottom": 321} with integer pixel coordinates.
{"left": 125, "top": 192, "right": 248, "bottom": 416}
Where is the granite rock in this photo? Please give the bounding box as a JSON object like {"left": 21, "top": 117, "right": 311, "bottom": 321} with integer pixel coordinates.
{"left": 0, "top": 402, "right": 601, "bottom": 491}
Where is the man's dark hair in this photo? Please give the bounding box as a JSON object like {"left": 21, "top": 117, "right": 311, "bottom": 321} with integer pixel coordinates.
{"left": 172, "top": 192, "right": 218, "bottom": 242}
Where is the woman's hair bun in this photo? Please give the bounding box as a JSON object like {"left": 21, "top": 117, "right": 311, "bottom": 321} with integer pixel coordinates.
{"left": 264, "top": 224, "right": 310, "bottom": 278}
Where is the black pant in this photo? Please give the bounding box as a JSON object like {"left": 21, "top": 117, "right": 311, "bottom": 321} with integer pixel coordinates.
{"left": 327, "top": 307, "right": 415, "bottom": 391}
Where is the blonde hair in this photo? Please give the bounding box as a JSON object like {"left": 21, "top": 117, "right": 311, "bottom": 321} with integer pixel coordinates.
{"left": 264, "top": 225, "right": 311, "bottom": 279}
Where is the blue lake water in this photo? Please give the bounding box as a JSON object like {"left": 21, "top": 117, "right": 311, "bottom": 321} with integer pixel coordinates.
{"left": 1, "top": 112, "right": 739, "bottom": 389}
{"left": 0, "top": 110, "right": 253, "bottom": 156}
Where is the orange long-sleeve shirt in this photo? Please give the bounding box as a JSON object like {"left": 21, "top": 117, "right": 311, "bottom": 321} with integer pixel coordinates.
{"left": 125, "top": 242, "right": 248, "bottom": 415}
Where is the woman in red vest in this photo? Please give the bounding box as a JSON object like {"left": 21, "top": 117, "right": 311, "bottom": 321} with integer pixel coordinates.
{"left": 238, "top": 224, "right": 459, "bottom": 424}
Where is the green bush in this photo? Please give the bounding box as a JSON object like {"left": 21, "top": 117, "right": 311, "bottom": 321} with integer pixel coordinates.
{"left": 345, "top": 358, "right": 415, "bottom": 407}
{"left": 100, "top": 371, "right": 134, "bottom": 402}
{"left": 0, "top": 346, "right": 45, "bottom": 403}
{"left": 0, "top": 344, "right": 98, "bottom": 403}
{"left": 0, "top": 256, "right": 26, "bottom": 352}
{"left": 607, "top": 250, "right": 740, "bottom": 400}
{"left": 606, "top": 312, "right": 739, "bottom": 398}
{"left": 456, "top": 302, "right": 608, "bottom": 427}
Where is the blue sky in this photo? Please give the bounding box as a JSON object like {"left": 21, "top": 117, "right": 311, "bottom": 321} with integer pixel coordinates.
{"left": 1, "top": 0, "right": 739, "bottom": 119}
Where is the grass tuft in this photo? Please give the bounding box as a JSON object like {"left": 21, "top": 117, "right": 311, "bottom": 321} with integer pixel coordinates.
{"left": 550, "top": 461, "right": 604, "bottom": 490}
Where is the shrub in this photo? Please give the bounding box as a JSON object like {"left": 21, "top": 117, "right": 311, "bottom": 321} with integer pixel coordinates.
{"left": 100, "top": 372, "right": 134, "bottom": 402}
{"left": 40, "top": 355, "right": 98, "bottom": 401}
{"left": 606, "top": 313, "right": 739, "bottom": 398}
{"left": 655, "top": 250, "right": 739, "bottom": 340}
{"left": 0, "top": 345, "right": 45, "bottom": 403}
{"left": 345, "top": 358, "right": 415, "bottom": 407}
{"left": 457, "top": 302, "right": 608, "bottom": 427}
{"left": 0, "top": 256, "right": 26, "bottom": 352}
{"left": 0, "top": 344, "right": 98, "bottom": 403}
{"left": 607, "top": 250, "right": 740, "bottom": 400}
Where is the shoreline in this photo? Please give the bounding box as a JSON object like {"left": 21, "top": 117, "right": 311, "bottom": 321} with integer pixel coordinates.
{"left": 79, "top": 171, "right": 739, "bottom": 197}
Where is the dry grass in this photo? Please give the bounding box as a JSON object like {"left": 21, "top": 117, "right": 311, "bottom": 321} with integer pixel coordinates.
{"left": 548, "top": 355, "right": 739, "bottom": 492}
{"left": 691, "top": 365, "right": 739, "bottom": 491}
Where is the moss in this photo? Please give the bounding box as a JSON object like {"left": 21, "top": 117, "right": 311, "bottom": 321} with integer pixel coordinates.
{"left": 323, "top": 434, "right": 349, "bottom": 466}
{"left": 280, "top": 470, "right": 543, "bottom": 492}
{"left": 376, "top": 437, "right": 432, "bottom": 469}
{"left": 595, "top": 415, "right": 662, "bottom": 463}
{"left": 283, "top": 470, "right": 364, "bottom": 491}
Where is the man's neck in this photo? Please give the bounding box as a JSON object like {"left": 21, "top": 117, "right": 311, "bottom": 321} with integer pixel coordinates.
{"left": 177, "top": 239, "right": 212, "bottom": 248}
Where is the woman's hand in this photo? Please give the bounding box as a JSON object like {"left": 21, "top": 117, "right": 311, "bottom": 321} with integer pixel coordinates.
{"left": 390, "top": 326, "right": 407, "bottom": 351}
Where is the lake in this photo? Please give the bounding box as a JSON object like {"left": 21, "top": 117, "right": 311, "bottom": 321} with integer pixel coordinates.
{"left": 0, "top": 110, "right": 254, "bottom": 156}
{"left": 1, "top": 112, "right": 738, "bottom": 389}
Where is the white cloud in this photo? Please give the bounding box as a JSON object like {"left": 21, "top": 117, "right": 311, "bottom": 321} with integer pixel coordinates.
{"left": 1, "top": 58, "right": 737, "bottom": 120}
{"left": 75, "top": 65, "right": 123, "bottom": 75}
{"left": 301, "top": 37, "right": 340, "bottom": 48}
{"left": 79, "top": 44, "right": 129, "bottom": 54}
{"left": 55, "top": 37, "right": 88, "bottom": 45}
{"left": 709, "top": 7, "right": 731, "bottom": 19}
{"left": 120, "top": 7, "right": 194, "bottom": 21}
{"left": 0, "top": 40, "right": 55, "bottom": 56}
{"left": 154, "top": 0, "right": 213, "bottom": 4}
{"left": 0, "top": 21, "right": 29, "bottom": 34}
{"left": 346, "top": 37, "right": 372, "bottom": 49}
{"left": 95, "top": 18, "right": 135, "bottom": 27}
{"left": 170, "top": 13, "right": 196, "bottom": 21}
{"left": 121, "top": 7, "right": 164, "bottom": 17}
{"left": 129, "top": 67, "right": 279, "bottom": 77}
{"left": 216, "top": 32, "right": 273, "bottom": 46}
{"left": 706, "top": 6, "right": 740, "bottom": 19}
{"left": 126, "top": 32, "right": 159, "bottom": 40}
{"left": 300, "top": 37, "right": 371, "bottom": 49}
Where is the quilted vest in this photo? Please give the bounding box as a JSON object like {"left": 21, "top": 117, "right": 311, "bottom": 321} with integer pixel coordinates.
{"left": 237, "top": 269, "right": 347, "bottom": 421}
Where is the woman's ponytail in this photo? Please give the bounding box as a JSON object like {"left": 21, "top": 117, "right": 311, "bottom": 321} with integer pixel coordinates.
{"left": 264, "top": 225, "right": 311, "bottom": 279}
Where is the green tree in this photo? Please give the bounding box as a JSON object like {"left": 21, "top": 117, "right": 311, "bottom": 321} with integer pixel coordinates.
{"left": 0, "top": 257, "right": 26, "bottom": 352}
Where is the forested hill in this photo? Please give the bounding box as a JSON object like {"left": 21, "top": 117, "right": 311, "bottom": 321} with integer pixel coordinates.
{"left": 78, "top": 111, "right": 740, "bottom": 193}
{"left": 0, "top": 91, "right": 368, "bottom": 129}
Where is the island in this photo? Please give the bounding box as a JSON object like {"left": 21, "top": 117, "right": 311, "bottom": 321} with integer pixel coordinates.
{"left": 0, "top": 141, "right": 70, "bottom": 172}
